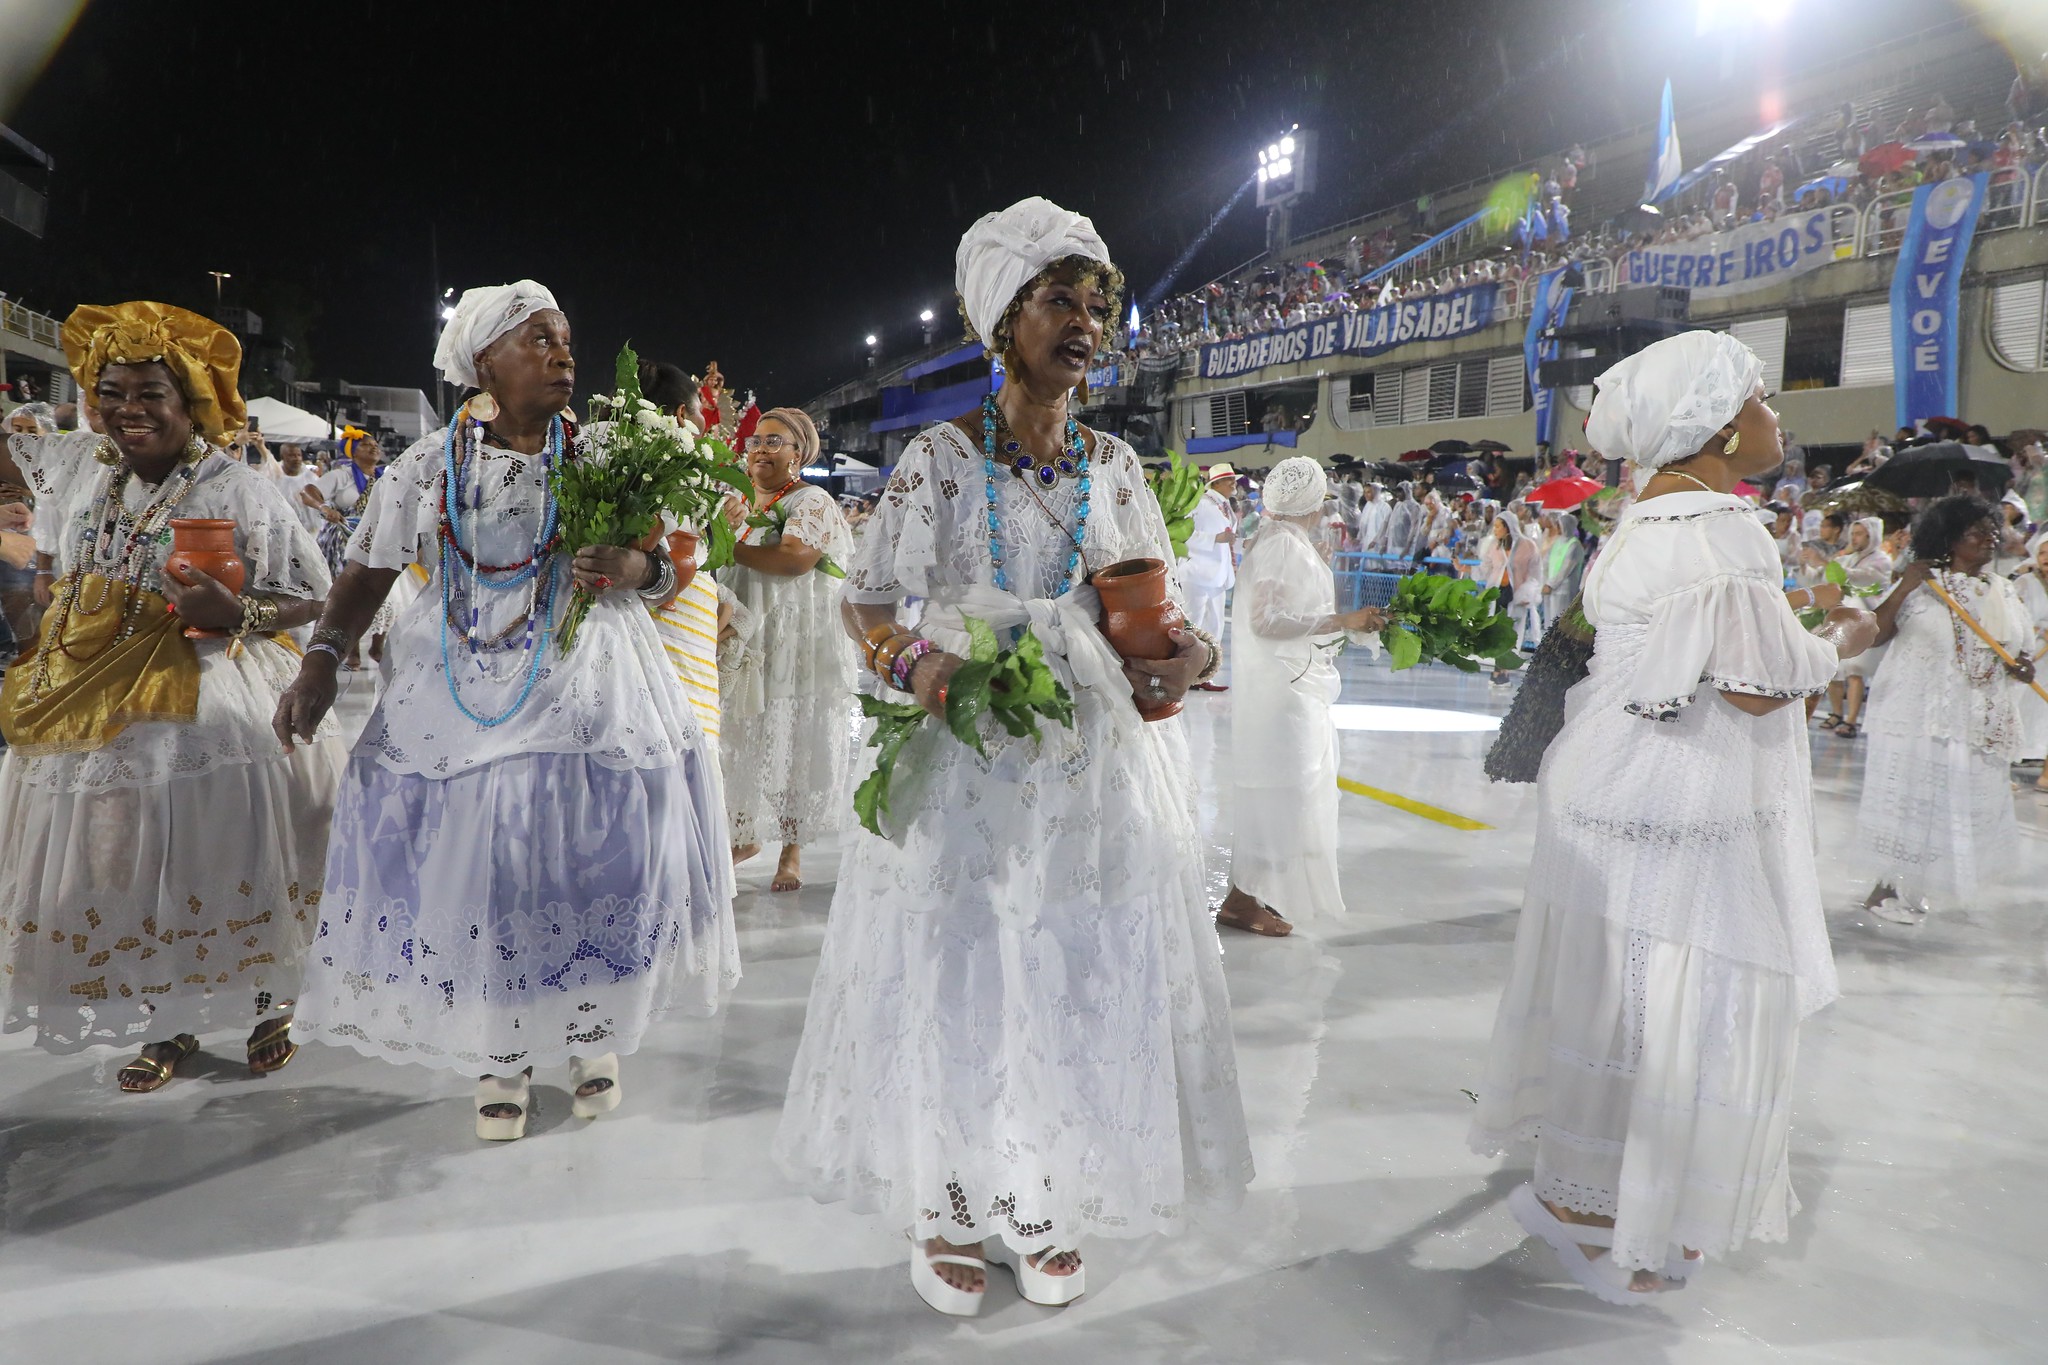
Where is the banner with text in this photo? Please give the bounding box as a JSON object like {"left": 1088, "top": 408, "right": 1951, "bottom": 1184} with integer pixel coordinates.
{"left": 1616, "top": 206, "right": 1851, "bottom": 297}
{"left": 1197, "top": 282, "right": 1499, "bottom": 381}
{"left": 1890, "top": 174, "right": 1986, "bottom": 430}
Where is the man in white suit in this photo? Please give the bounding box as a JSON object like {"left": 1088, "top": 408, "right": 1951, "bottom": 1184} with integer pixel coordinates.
{"left": 1185, "top": 463, "right": 1239, "bottom": 692}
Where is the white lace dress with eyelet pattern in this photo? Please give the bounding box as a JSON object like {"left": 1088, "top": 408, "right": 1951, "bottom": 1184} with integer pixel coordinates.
{"left": 714, "top": 484, "right": 855, "bottom": 849}
{"left": 773, "top": 420, "right": 1253, "bottom": 1254}
{"left": 0, "top": 436, "right": 342, "bottom": 1051}
{"left": 1854, "top": 572, "right": 2029, "bottom": 906}
{"left": 1469, "top": 490, "right": 1842, "bottom": 1272}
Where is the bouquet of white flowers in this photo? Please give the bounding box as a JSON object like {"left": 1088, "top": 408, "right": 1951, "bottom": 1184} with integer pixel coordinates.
{"left": 552, "top": 343, "right": 751, "bottom": 653}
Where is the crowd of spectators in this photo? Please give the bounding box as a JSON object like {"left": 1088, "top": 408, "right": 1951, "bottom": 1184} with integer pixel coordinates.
{"left": 1124, "top": 65, "right": 2048, "bottom": 366}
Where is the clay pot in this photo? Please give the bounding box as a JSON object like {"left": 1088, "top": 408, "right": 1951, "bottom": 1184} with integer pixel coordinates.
{"left": 165, "top": 519, "right": 247, "bottom": 640}
{"left": 667, "top": 528, "right": 700, "bottom": 596}
{"left": 1091, "top": 556, "right": 1185, "bottom": 721}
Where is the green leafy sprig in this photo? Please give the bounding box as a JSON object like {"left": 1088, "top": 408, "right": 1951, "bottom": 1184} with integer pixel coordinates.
{"left": 745, "top": 503, "right": 847, "bottom": 578}
{"left": 852, "top": 615, "right": 1076, "bottom": 837}
{"left": 1795, "top": 559, "right": 1885, "bottom": 629}
{"left": 551, "top": 343, "right": 752, "bottom": 653}
{"left": 1380, "top": 572, "right": 1524, "bottom": 673}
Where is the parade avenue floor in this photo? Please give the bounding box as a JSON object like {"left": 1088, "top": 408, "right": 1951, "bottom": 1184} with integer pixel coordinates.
{"left": 1, "top": 651, "right": 2043, "bottom": 1365}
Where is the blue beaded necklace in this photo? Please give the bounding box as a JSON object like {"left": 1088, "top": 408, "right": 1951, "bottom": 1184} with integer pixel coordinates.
{"left": 981, "top": 393, "right": 1090, "bottom": 596}
{"left": 436, "top": 410, "right": 564, "bottom": 727}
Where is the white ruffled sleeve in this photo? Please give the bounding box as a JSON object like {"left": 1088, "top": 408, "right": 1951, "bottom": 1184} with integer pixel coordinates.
{"left": 8, "top": 430, "right": 99, "bottom": 555}
{"left": 219, "top": 465, "right": 330, "bottom": 600}
{"left": 845, "top": 431, "right": 943, "bottom": 604}
{"left": 1621, "top": 510, "right": 1839, "bottom": 721}
{"left": 780, "top": 485, "right": 854, "bottom": 564}
{"left": 346, "top": 435, "right": 440, "bottom": 570}
{"left": 1243, "top": 526, "right": 1334, "bottom": 639}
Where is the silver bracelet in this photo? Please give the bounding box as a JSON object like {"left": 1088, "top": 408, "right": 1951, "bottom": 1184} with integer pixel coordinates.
{"left": 306, "top": 642, "right": 344, "bottom": 666}
{"left": 638, "top": 551, "right": 678, "bottom": 601}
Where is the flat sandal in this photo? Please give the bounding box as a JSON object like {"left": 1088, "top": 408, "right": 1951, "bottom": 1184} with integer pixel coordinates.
{"left": 118, "top": 1035, "right": 200, "bottom": 1094}
{"left": 247, "top": 1015, "right": 299, "bottom": 1075}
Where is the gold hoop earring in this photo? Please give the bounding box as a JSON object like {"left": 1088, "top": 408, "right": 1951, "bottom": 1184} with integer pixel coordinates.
{"left": 92, "top": 438, "right": 121, "bottom": 466}
{"left": 1723, "top": 430, "right": 1741, "bottom": 456}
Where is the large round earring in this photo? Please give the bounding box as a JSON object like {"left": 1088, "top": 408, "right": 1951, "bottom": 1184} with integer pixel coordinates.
{"left": 183, "top": 434, "right": 208, "bottom": 464}
{"left": 467, "top": 391, "right": 500, "bottom": 423}
{"left": 92, "top": 438, "right": 121, "bottom": 466}
{"left": 1723, "top": 429, "right": 1741, "bottom": 456}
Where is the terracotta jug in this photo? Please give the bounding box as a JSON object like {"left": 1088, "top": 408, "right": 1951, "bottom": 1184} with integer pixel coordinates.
{"left": 1091, "top": 556, "right": 1186, "bottom": 721}
{"left": 666, "top": 528, "right": 700, "bottom": 596}
{"left": 164, "top": 519, "right": 247, "bottom": 640}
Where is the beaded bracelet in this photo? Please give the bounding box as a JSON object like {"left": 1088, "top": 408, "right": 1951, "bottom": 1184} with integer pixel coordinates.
{"left": 889, "top": 638, "right": 935, "bottom": 693}
{"left": 310, "top": 624, "right": 352, "bottom": 652}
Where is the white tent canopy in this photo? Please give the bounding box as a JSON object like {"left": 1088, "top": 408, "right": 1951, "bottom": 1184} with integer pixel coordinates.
{"left": 242, "top": 395, "right": 337, "bottom": 444}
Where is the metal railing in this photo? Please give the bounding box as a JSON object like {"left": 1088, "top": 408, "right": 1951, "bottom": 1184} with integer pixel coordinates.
{"left": 1332, "top": 551, "right": 1478, "bottom": 611}
{"left": 0, "top": 298, "right": 60, "bottom": 349}
{"left": 1862, "top": 169, "right": 2041, "bottom": 256}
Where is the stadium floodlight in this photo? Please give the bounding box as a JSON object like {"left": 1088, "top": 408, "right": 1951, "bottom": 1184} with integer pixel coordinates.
{"left": 1280, "top": 135, "right": 1295, "bottom": 156}
{"left": 1255, "top": 126, "right": 1314, "bottom": 210}
{"left": 864, "top": 334, "right": 878, "bottom": 347}
{"left": 918, "top": 309, "right": 934, "bottom": 322}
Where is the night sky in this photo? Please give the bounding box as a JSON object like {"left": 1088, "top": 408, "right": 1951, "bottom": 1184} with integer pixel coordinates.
{"left": 0, "top": 0, "right": 1970, "bottom": 407}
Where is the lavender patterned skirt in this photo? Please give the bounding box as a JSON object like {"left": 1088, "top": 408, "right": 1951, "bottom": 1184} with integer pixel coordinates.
{"left": 296, "top": 748, "right": 738, "bottom": 1072}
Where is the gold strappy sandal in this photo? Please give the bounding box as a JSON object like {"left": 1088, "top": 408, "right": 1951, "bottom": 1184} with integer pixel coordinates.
{"left": 118, "top": 1035, "right": 200, "bottom": 1093}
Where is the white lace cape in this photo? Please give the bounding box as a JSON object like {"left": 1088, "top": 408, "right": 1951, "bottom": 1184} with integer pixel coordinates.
{"left": 1863, "top": 574, "right": 2031, "bottom": 761}
{"left": 343, "top": 429, "right": 701, "bottom": 778}
{"left": 1546, "top": 491, "right": 1842, "bottom": 1014}
{"left": 3, "top": 434, "right": 333, "bottom": 795}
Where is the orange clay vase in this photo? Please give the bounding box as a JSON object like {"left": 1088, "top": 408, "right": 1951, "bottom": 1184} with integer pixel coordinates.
{"left": 1091, "top": 556, "right": 1185, "bottom": 721}
{"left": 164, "top": 519, "right": 247, "bottom": 640}
{"left": 666, "top": 528, "right": 700, "bottom": 596}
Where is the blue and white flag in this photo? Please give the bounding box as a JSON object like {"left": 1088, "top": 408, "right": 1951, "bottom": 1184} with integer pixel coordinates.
{"left": 1524, "top": 268, "right": 1575, "bottom": 447}
{"left": 1644, "top": 80, "right": 1683, "bottom": 205}
{"left": 1890, "top": 172, "right": 1987, "bottom": 430}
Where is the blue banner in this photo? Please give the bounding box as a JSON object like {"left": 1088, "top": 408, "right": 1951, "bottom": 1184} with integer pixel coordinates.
{"left": 1891, "top": 173, "right": 1987, "bottom": 430}
{"left": 1524, "top": 268, "right": 1574, "bottom": 448}
{"left": 1197, "top": 282, "right": 1498, "bottom": 381}
{"left": 1616, "top": 206, "right": 1849, "bottom": 296}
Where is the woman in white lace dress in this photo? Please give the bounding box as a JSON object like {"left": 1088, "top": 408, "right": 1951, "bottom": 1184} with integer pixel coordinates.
{"left": 0, "top": 302, "right": 340, "bottom": 1089}
{"left": 774, "top": 198, "right": 1252, "bottom": 1317}
{"left": 1854, "top": 496, "right": 2037, "bottom": 922}
{"left": 1216, "top": 456, "right": 1385, "bottom": 938}
{"left": 1470, "top": 331, "right": 1877, "bottom": 1303}
{"left": 1820, "top": 515, "right": 1894, "bottom": 739}
{"left": 273, "top": 282, "right": 737, "bottom": 1139}
{"left": 715, "top": 406, "right": 853, "bottom": 891}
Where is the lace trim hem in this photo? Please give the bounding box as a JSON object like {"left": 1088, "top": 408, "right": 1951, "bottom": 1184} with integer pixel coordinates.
{"left": 1625, "top": 673, "right": 1827, "bottom": 721}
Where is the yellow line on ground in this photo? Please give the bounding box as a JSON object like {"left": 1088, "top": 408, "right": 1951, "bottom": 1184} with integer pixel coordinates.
{"left": 1337, "top": 776, "right": 1493, "bottom": 831}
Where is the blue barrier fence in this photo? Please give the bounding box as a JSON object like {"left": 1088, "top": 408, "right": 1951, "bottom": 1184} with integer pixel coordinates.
{"left": 1331, "top": 552, "right": 1477, "bottom": 611}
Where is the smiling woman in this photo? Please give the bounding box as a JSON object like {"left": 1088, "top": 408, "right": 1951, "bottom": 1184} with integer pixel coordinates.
{"left": 0, "top": 301, "right": 340, "bottom": 1090}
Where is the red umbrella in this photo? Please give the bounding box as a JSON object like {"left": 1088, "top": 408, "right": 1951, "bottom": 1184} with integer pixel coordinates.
{"left": 1398, "top": 448, "right": 1434, "bottom": 462}
{"left": 1525, "top": 474, "right": 1605, "bottom": 509}
{"left": 1859, "top": 141, "right": 1915, "bottom": 176}
{"left": 1732, "top": 480, "right": 1761, "bottom": 498}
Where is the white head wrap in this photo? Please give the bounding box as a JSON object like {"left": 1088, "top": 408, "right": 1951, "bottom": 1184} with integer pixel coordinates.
{"left": 954, "top": 197, "right": 1113, "bottom": 350}
{"left": 1264, "top": 456, "right": 1328, "bottom": 517}
{"left": 433, "top": 280, "right": 560, "bottom": 388}
{"left": 1584, "top": 330, "right": 1764, "bottom": 472}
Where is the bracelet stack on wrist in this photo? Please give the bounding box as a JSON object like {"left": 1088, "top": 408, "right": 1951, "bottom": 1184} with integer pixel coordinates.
{"left": 1186, "top": 624, "right": 1223, "bottom": 683}
{"left": 638, "top": 551, "right": 678, "bottom": 601}
{"left": 889, "top": 638, "right": 935, "bottom": 692}
{"left": 307, "top": 624, "right": 351, "bottom": 667}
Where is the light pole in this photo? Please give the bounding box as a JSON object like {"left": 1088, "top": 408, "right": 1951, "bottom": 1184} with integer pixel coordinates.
{"left": 865, "top": 334, "right": 879, "bottom": 370}
{"left": 208, "top": 271, "right": 232, "bottom": 310}
{"left": 919, "top": 308, "right": 936, "bottom": 347}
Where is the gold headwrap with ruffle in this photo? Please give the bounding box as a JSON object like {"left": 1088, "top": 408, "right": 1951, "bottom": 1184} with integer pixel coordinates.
{"left": 61, "top": 301, "right": 246, "bottom": 444}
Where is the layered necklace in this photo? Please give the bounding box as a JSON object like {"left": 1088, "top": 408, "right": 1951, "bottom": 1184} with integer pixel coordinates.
{"left": 25, "top": 459, "right": 205, "bottom": 702}
{"left": 980, "top": 393, "right": 1091, "bottom": 596}
{"left": 435, "top": 408, "right": 565, "bottom": 727}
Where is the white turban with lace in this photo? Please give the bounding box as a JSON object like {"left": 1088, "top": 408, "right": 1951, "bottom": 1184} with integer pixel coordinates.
{"left": 1263, "top": 456, "right": 1329, "bottom": 517}
{"left": 1584, "top": 330, "right": 1764, "bottom": 471}
{"left": 433, "top": 280, "right": 560, "bottom": 388}
{"left": 954, "top": 197, "right": 1113, "bottom": 350}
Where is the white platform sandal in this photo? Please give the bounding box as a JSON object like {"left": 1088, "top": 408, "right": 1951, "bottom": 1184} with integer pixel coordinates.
{"left": 1868, "top": 897, "right": 1922, "bottom": 925}
{"left": 475, "top": 1070, "right": 532, "bottom": 1141}
{"left": 569, "top": 1052, "right": 622, "bottom": 1119}
{"left": 1507, "top": 1184, "right": 1658, "bottom": 1307}
{"left": 1662, "top": 1246, "right": 1705, "bottom": 1282}
{"left": 984, "top": 1239, "right": 1086, "bottom": 1306}
{"left": 910, "top": 1240, "right": 986, "bottom": 1317}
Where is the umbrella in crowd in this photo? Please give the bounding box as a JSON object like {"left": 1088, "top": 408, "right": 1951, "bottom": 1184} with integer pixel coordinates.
{"left": 1794, "top": 175, "right": 1850, "bottom": 201}
{"left": 1811, "top": 479, "right": 1911, "bottom": 518}
{"left": 1524, "top": 474, "right": 1605, "bottom": 509}
{"left": 1428, "top": 437, "right": 1475, "bottom": 454}
{"left": 1471, "top": 439, "right": 1513, "bottom": 452}
{"left": 1864, "top": 441, "right": 2012, "bottom": 498}
{"left": 1430, "top": 471, "right": 1479, "bottom": 492}
{"left": 1399, "top": 448, "right": 1434, "bottom": 462}
{"left": 1906, "top": 132, "right": 1967, "bottom": 153}
{"left": 1860, "top": 142, "right": 1916, "bottom": 176}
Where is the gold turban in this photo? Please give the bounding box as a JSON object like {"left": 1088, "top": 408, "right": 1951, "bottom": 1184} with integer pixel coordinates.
{"left": 61, "top": 301, "right": 247, "bottom": 444}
